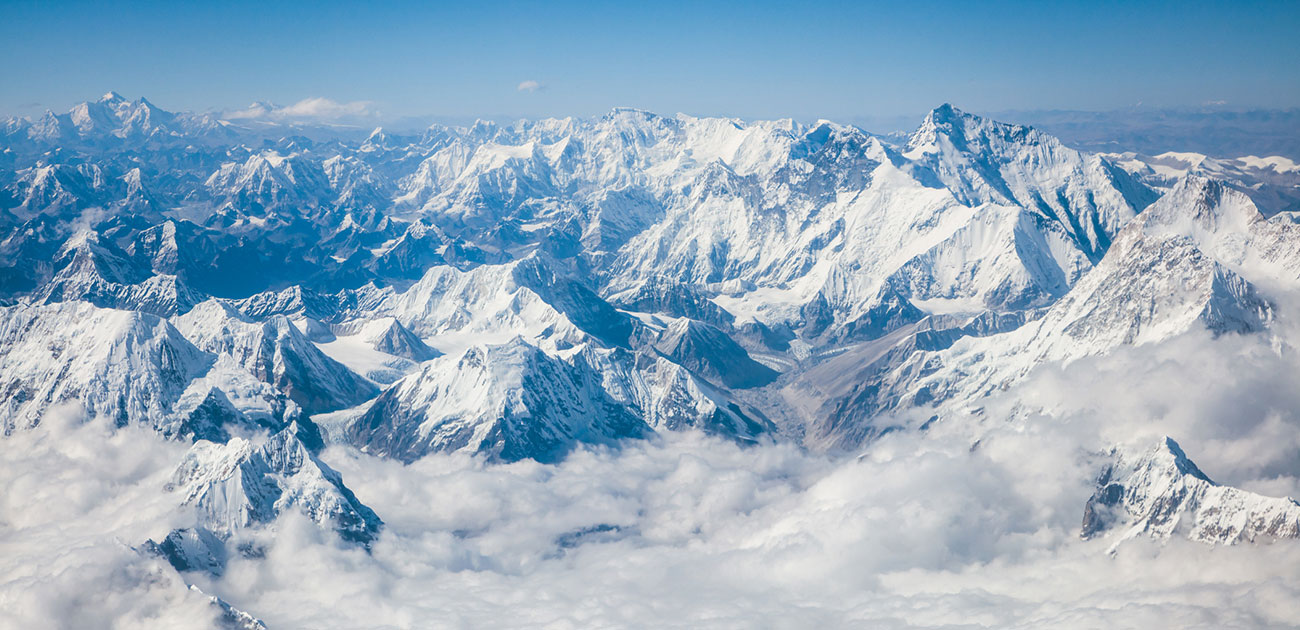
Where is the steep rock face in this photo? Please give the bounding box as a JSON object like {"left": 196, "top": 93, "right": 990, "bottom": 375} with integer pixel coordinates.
{"left": 141, "top": 527, "right": 228, "bottom": 576}
{"left": 167, "top": 388, "right": 252, "bottom": 443}
{"left": 0, "top": 301, "right": 211, "bottom": 433}
{"left": 197, "top": 587, "right": 268, "bottom": 630}
{"left": 1024, "top": 176, "right": 1280, "bottom": 359}
{"left": 583, "top": 346, "right": 774, "bottom": 440}
{"left": 0, "top": 215, "right": 67, "bottom": 296}
{"left": 512, "top": 256, "right": 635, "bottom": 347}
{"left": 345, "top": 338, "right": 650, "bottom": 463}
{"left": 653, "top": 319, "right": 778, "bottom": 389}
{"left": 809, "top": 177, "right": 1291, "bottom": 450}
{"left": 1083, "top": 437, "right": 1300, "bottom": 546}
{"left": 363, "top": 220, "right": 449, "bottom": 283}
{"left": 881, "top": 202, "right": 1091, "bottom": 311}
{"left": 167, "top": 354, "right": 301, "bottom": 439}
{"left": 322, "top": 154, "right": 391, "bottom": 210}
{"left": 39, "top": 231, "right": 205, "bottom": 316}
{"left": 203, "top": 153, "right": 334, "bottom": 217}
{"left": 605, "top": 275, "right": 736, "bottom": 327}
{"left": 367, "top": 318, "right": 438, "bottom": 361}
{"left": 1, "top": 163, "right": 113, "bottom": 219}
{"left": 904, "top": 104, "right": 1158, "bottom": 262}
{"left": 166, "top": 421, "right": 382, "bottom": 545}
{"left": 234, "top": 285, "right": 352, "bottom": 322}
{"left": 174, "top": 300, "right": 378, "bottom": 414}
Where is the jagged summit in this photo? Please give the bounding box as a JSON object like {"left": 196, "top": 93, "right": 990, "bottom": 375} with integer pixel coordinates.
{"left": 1083, "top": 436, "right": 1300, "bottom": 546}
{"left": 345, "top": 337, "right": 650, "bottom": 463}
{"left": 4, "top": 87, "right": 1300, "bottom": 629}
{"left": 167, "top": 420, "right": 382, "bottom": 545}
{"left": 0, "top": 92, "right": 1297, "bottom": 477}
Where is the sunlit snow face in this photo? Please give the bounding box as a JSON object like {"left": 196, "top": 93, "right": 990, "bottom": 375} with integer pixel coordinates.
{"left": 5, "top": 314, "right": 1300, "bottom": 630}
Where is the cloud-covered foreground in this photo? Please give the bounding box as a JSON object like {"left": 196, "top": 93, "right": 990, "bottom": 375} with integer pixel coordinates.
{"left": 0, "top": 411, "right": 225, "bottom": 630}
{"left": 4, "top": 322, "right": 1300, "bottom": 629}
{"left": 206, "top": 424, "right": 1300, "bottom": 629}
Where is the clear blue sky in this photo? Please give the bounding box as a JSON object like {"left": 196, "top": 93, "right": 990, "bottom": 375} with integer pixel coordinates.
{"left": 2, "top": 0, "right": 1297, "bottom": 123}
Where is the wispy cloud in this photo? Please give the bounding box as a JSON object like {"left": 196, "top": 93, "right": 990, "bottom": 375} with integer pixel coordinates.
{"left": 516, "top": 80, "right": 544, "bottom": 93}
{"left": 223, "top": 97, "right": 377, "bottom": 122}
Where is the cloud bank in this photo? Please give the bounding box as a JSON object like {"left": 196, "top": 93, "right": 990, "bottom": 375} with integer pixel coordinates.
{"left": 4, "top": 303, "right": 1300, "bottom": 629}
{"left": 201, "top": 421, "right": 1300, "bottom": 629}
{"left": 0, "top": 411, "right": 226, "bottom": 630}
{"left": 222, "top": 97, "right": 377, "bottom": 123}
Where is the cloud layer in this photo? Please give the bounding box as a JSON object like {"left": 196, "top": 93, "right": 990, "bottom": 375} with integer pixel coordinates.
{"left": 0, "top": 411, "right": 226, "bottom": 630}
{"left": 199, "top": 423, "right": 1300, "bottom": 629}
{"left": 223, "top": 97, "right": 377, "bottom": 122}
{"left": 4, "top": 302, "right": 1300, "bottom": 629}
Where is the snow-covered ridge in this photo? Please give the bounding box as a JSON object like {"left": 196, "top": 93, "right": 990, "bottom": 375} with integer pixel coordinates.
{"left": 2, "top": 95, "right": 1299, "bottom": 548}
{"left": 345, "top": 337, "right": 650, "bottom": 463}
{"left": 167, "top": 421, "right": 382, "bottom": 545}
{"left": 9, "top": 91, "right": 1300, "bottom": 630}
{"left": 1084, "top": 437, "right": 1300, "bottom": 547}
{"left": 803, "top": 176, "right": 1294, "bottom": 450}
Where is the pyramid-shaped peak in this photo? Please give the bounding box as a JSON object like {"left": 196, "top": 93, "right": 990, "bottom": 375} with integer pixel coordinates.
{"left": 930, "top": 102, "right": 962, "bottom": 119}
{"left": 1147, "top": 435, "right": 1213, "bottom": 483}
{"left": 918, "top": 103, "right": 987, "bottom": 129}
{"left": 919, "top": 103, "right": 1030, "bottom": 137}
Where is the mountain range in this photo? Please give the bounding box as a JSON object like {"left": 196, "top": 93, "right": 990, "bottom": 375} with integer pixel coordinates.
{"left": 4, "top": 93, "right": 1300, "bottom": 596}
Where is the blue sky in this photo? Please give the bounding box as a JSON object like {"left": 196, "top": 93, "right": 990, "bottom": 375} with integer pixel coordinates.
{"left": 2, "top": 0, "right": 1297, "bottom": 124}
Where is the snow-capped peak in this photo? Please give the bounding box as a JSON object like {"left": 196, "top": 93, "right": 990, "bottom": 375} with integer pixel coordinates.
{"left": 1083, "top": 436, "right": 1300, "bottom": 547}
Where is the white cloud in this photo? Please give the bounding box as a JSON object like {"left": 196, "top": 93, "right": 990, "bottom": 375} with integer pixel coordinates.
{"left": 199, "top": 299, "right": 1300, "bottom": 627}
{"left": 5, "top": 297, "right": 1300, "bottom": 628}
{"left": 222, "top": 97, "right": 377, "bottom": 122}
{"left": 517, "top": 80, "right": 543, "bottom": 93}
{"left": 6, "top": 381, "right": 1300, "bottom": 628}
{"left": 0, "top": 412, "right": 225, "bottom": 630}
{"left": 275, "top": 97, "right": 375, "bottom": 119}
{"left": 188, "top": 425, "right": 1300, "bottom": 629}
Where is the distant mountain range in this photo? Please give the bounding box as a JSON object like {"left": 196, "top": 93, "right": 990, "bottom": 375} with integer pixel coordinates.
{"left": 981, "top": 107, "right": 1300, "bottom": 162}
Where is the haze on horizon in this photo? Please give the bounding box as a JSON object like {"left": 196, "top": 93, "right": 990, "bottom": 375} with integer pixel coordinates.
{"left": 3, "top": 0, "right": 1298, "bottom": 126}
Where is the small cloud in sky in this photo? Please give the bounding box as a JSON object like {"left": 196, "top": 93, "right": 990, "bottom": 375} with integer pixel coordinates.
{"left": 1203, "top": 99, "right": 1228, "bottom": 106}
{"left": 517, "top": 80, "right": 544, "bottom": 93}
{"left": 223, "top": 97, "right": 377, "bottom": 122}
